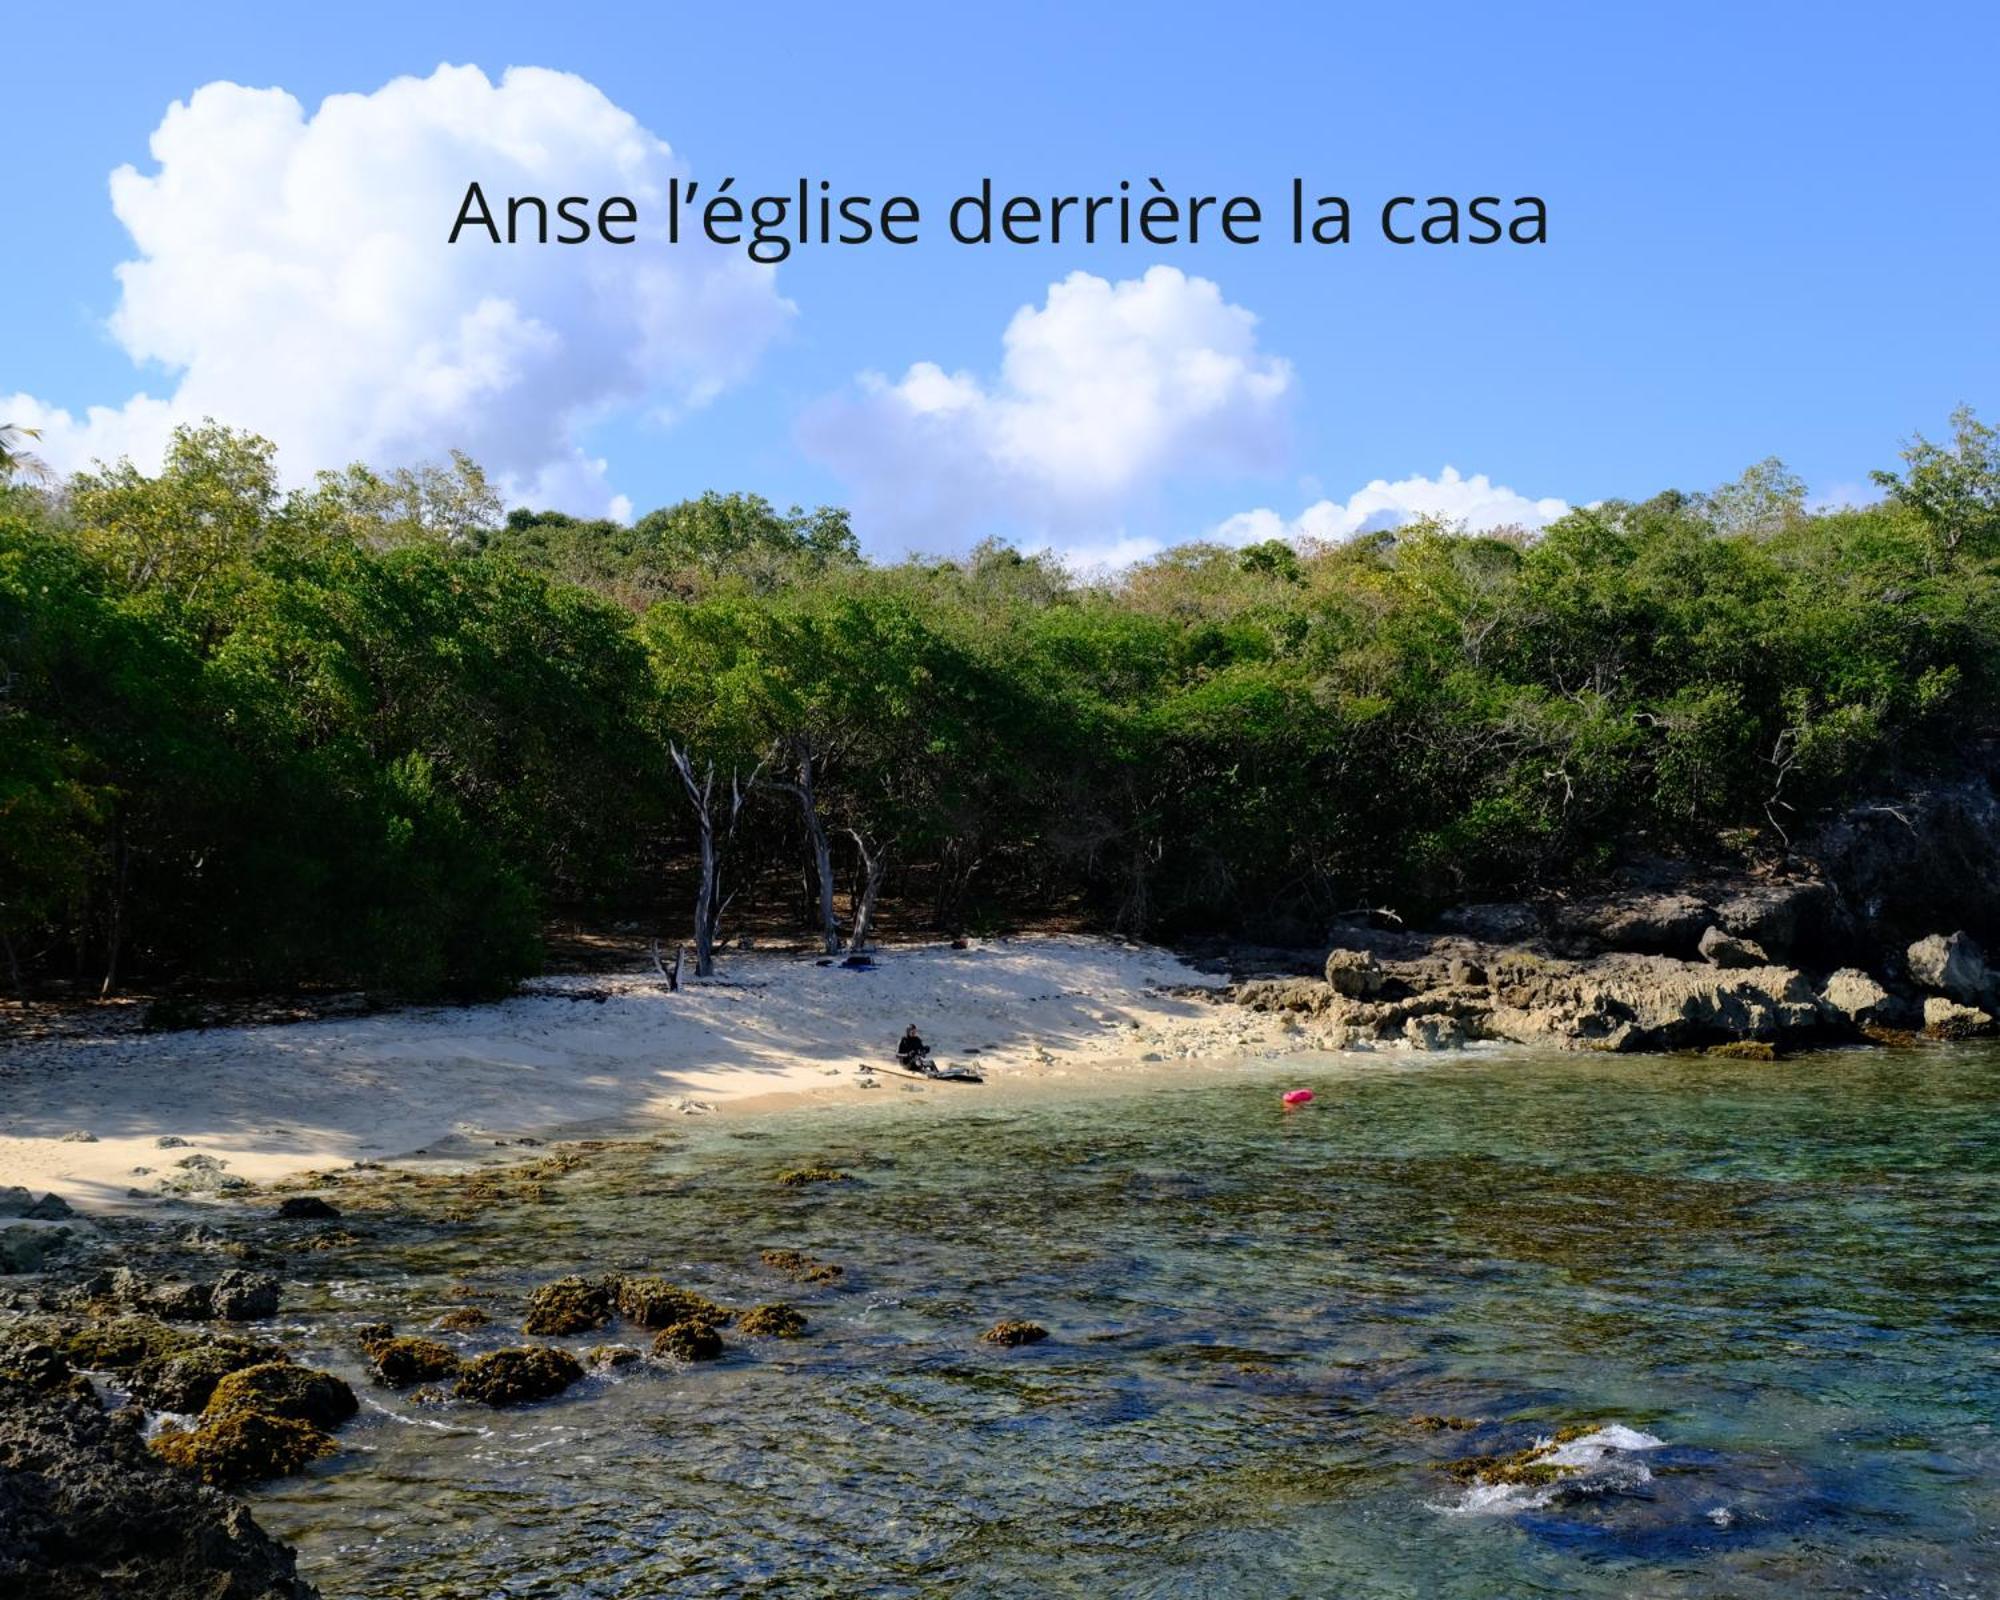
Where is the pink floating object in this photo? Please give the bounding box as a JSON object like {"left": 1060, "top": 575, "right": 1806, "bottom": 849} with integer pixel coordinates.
{"left": 1281, "top": 1088, "right": 1315, "bottom": 1107}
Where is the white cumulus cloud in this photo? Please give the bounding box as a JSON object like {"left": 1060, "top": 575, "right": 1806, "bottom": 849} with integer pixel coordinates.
{"left": 1212, "top": 466, "right": 1568, "bottom": 546}
{"left": 801, "top": 265, "right": 1293, "bottom": 541}
{"left": 5, "top": 64, "right": 791, "bottom": 513}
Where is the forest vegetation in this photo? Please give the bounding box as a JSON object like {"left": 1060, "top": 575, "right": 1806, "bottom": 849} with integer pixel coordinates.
{"left": 2, "top": 409, "right": 1996, "bottom": 998}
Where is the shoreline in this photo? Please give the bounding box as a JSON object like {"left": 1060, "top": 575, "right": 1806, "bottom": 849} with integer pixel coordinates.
{"left": 0, "top": 936, "right": 1309, "bottom": 1211}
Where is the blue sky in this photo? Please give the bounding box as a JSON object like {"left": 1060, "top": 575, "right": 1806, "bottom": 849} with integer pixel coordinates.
{"left": 4, "top": 1, "right": 1996, "bottom": 561}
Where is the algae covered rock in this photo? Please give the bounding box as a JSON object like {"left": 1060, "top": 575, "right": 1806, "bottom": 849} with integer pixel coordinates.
{"left": 366, "top": 1336, "right": 462, "bottom": 1388}
{"left": 150, "top": 1409, "right": 334, "bottom": 1486}
{"left": 522, "top": 1275, "right": 614, "bottom": 1336}
{"left": 981, "top": 1319, "right": 1049, "bottom": 1347}
{"left": 737, "top": 1303, "right": 808, "bottom": 1339}
{"left": 1704, "top": 1039, "right": 1778, "bottom": 1061}
{"left": 650, "top": 1321, "right": 723, "bottom": 1362}
{"left": 453, "top": 1345, "right": 584, "bottom": 1406}
{"left": 776, "top": 1165, "right": 850, "bottom": 1188}
{"left": 1922, "top": 996, "right": 1994, "bottom": 1038}
{"left": 586, "top": 1343, "right": 642, "bottom": 1370}
{"left": 205, "top": 1362, "right": 358, "bottom": 1430}
{"left": 434, "top": 1306, "right": 487, "bottom": 1332}
{"left": 759, "top": 1249, "right": 843, "bottom": 1284}
{"left": 613, "top": 1277, "right": 733, "bottom": 1329}
{"left": 273, "top": 1196, "right": 341, "bottom": 1221}
{"left": 129, "top": 1337, "right": 278, "bottom": 1414}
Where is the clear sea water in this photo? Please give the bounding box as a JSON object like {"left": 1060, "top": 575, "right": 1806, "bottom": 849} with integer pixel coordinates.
{"left": 248, "top": 1044, "right": 2000, "bottom": 1598}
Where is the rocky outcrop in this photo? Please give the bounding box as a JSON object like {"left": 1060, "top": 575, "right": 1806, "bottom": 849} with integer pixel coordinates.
{"left": 1236, "top": 929, "right": 1834, "bottom": 1053}
{"left": 1905, "top": 932, "right": 1991, "bottom": 1005}
{"left": 87, "top": 1267, "right": 280, "bottom": 1323}
{"left": 1323, "top": 948, "right": 1385, "bottom": 997}
{"left": 0, "top": 1372, "right": 318, "bottom": 1598}
{"left": 1819, "top": 968, "right": 1912, "bottom": 1030}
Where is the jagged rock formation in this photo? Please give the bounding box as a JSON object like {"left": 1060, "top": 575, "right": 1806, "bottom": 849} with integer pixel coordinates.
{"left": 0, "top": 1368, "right": 318, "bottom": 1598}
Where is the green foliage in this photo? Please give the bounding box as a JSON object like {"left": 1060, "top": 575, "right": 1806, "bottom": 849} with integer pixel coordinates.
{"left": 6, "top": 410, "right": 1998, "bottom": 991}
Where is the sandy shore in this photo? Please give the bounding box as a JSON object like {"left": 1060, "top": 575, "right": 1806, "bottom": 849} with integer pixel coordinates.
{"left": 0, "top": 936, "right": 1304, "bottom": 1210}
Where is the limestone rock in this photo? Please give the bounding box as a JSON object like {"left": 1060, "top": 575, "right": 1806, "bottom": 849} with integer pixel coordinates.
{"left": 1403, "top": 1014, "right": 1468, "bottom": 1051}
{"left": 1323, "top": 948, "right": 1385, "bottom": 998}
{"left": 1906, "top": 932, "right": 1991, "bottom": 1004}
{"left": 1922, "top": 995, "right": 1994, "bottom": 1039}
{"left": 1819, "top": 968, "right": 1909, "bottom": 1029}
{"left": 1550, "top": 893, "right": 1713, "bottom": 955}
{"left": 1697, "top": 925, "right": 1769, "bottom": 968}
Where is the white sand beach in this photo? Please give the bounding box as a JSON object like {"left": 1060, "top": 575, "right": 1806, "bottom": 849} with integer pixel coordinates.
{"left": 0, "top": 937, "right": 1300, "bottom": 1209}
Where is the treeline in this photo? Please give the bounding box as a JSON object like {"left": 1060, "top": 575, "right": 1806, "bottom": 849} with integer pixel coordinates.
{"left": 2, "top": 412, "right": 1997, "bottom": 998}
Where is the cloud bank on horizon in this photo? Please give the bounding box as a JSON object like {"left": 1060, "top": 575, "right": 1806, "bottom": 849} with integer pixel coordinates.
{"left": 5, "top": 63, "right": 1564, "bottom": 563}
{"left": 801, "top": 265, "right": 1295, "bottom": 542}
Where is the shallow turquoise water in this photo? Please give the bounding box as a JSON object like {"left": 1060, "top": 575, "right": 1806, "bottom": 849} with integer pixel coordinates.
{"left": 251, "top": 1045, "right": 2000, "bottom": 1598}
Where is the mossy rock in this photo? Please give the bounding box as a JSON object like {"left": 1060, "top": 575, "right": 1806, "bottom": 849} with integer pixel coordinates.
{"left": 454, "top": 1345, "right": 584, "bottom": 1406}
{"left": 586, "top": 1343, "right": 642, "bottom": 1370}
{"left": 206, "top": 1361, "right": 358, "bottom": 1429}
{"left": 982, "top": 1320, "right": 1049, "bottom": 1347}
{"left": 44, "top": 1316, "right": 193, "bottom": 1372}
{"left": 613, "top": 1277, "right": 733, "bottom": 1329}
{"left": 651, "top": 1321, "right": 723, "bottom": 1362}
{"left": 130, "top": 1337, "right": 280, "bottom": 1414}
{"left": 760, "top": 1249, "right": 843, "bottom": 1284}
{"left": 775, "top": 1166, "right": 849, "bottom": 1188}
{"left": 737, "top": 1303, "right": 808, "bottom": 1340}
{"left": 522, "top": 1275, "right": 614, "bottom": 1336}
{"left": 434, "top": 1306, "right": 487, "bottom": 1332}
{"left": 1410, "top": 1414, "right": 1477, "bottom": 1431}
{"left": 1704, "top": 1039, "right": 1778, "bottom": 1061}
{"left": 151, "top": 1410, "right": 334, "bottom": 1486}
{"left": 352, "top": 1321, "right": 395, "bottom": 1348}
{"left": 367, "top": 1336, "right": 462, "bottom": 1388}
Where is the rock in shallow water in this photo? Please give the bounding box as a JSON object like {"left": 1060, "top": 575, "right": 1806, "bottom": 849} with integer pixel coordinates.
{"left": 521, "top": 1275, "right": 613, "bottom": 1336}
{"left": 453, "top": 1346, "right": 583, "bottom": 1406}
{"left": 0, "top": 1373, "right": 320, "bottom": 1597}
{"left": 365, "top": 1337, "right": 461, "bottom": 1388}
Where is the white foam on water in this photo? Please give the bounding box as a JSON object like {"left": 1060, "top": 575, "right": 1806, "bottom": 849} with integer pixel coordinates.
{"left": 1432, "top": 1423, "right": 1666, "bottom": 1518}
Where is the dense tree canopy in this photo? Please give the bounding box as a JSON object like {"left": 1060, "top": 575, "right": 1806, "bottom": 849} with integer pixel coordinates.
{"left": 3, "top": 414, "right": 1996, "bottom": 998}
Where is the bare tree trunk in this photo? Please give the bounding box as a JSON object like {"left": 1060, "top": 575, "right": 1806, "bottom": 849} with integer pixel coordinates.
{"left": 846, "top": 830, "right": 888, "bottom": 951}
{"left": 100, "top": 825, "right": 128, "bottom": 997}
{"left": 764, "top": 742, "right": 840, "bottom": 954}
{"left": 671, "top": 746, "right": 720, "bottom": 977}
{"left": 670, "top": 744, "right": 760, "bottom": 978}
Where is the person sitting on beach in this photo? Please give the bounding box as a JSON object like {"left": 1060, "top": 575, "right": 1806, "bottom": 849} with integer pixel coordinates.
{"left": 897, "top": 1025, "right": 929, "bottom": 1066}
